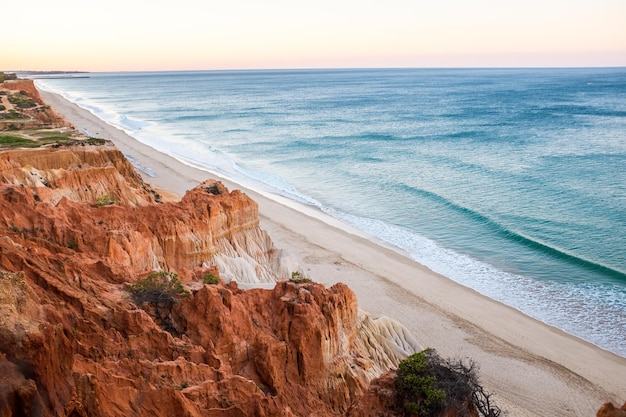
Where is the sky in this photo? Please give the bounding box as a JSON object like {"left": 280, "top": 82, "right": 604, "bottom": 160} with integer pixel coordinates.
{"left": 2, "top": 0, "right": 626, "bottom": 71}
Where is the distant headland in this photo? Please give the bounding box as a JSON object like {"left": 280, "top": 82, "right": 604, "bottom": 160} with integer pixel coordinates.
{"left": 5, "top": 70, "right": 90, "bottom": 79}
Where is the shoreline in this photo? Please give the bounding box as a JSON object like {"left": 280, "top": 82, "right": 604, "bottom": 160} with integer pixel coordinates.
{"left": 38, "top": 88, "right": 625, "bottom": 416}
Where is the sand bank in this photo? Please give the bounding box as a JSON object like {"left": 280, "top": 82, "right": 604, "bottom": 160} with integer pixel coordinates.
{"left": 38, "top": 88, "right": 625, "bottom": 416}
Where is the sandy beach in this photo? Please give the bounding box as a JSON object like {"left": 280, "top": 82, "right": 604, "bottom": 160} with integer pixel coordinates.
{"left": 38, "top": 88, "right": 625, "bottom": 416}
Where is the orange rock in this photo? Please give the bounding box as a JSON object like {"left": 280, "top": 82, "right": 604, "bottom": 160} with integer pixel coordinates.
{"left": 598, "top": 402, "right": 626, "bottom": 417}
{"left": 345, "top": 371, "right": 401, "bottom": 417}
{"left": 0, "top": 143, "right": 413, "bottom": 416}
{"left": 0, "top": 79, "right": 44, "bottom": 104}
{"left": 0, "top": 146, "right": 287, "bottom": 280}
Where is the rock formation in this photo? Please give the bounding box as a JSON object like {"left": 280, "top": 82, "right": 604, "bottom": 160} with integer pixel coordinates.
{"left": 598, "top": 402, "right": 626, "bottom": 417}
{"left": 345, "top": 371, "right": 401, "bottom": 417}
{"left": 0, "top": 99, "right": 420, "bottom": 415}
{"left": 1, "top": 79, "right": 44, "bottom": 105}
{"left": 0, "top": 144, "right": 295, "bottom": 281}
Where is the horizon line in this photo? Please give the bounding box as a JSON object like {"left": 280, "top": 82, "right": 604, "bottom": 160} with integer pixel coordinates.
{"left": 8, "top": 65, "right": 626, "bottom": 74}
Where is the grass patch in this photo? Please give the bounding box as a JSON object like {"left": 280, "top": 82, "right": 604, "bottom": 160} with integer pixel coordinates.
{"left": 86, "top": 137, "right": 107, "bottom": 145}
{"left": 0, "top": 133, "right": 105, "bottom": 149}
{"left": 0, "top": 135, "right": 35, "bottom": 148}
{"left": 35, "top": 130, "right": 72, "bottom": 138}
{"left": 0, "top": 134, "right": 63, "bottom": 149}
{"left": 38, "top": 135, "right": 72, "bottom": 142}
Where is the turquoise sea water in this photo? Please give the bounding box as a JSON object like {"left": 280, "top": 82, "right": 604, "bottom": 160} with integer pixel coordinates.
{"left": 35, "top": 68, "right": 626, "bottom": 357}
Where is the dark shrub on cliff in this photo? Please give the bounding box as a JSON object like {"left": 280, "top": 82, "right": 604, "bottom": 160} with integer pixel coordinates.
{"left": 129, "top": 270, "right": 189, "bottom": 308}
{"left": 395, "top": 348, "right": 501, "bottom": 417}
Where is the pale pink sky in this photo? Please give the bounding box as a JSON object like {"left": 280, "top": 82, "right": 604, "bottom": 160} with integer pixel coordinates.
{"left": 3, "top": 0, "right": 626, "bottom": 71}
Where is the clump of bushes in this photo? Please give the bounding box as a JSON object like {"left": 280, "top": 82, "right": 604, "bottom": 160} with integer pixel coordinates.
{"left": 1, "top": 109, "right": 28, "bottom": 121}
{"left": 395, "top": 349, "right": 501, "bottom": 417}
{"left": 129, "top": 271, "right": 189, "bottom": 307}
{"left": 8, "top": 92, "right": 37, "bottom": 109}
{"left": 0, "top": 72, "right": 17, "bottom": 82}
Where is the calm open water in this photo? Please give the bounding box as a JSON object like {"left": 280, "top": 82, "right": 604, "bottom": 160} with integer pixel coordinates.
{"left": 36, "top": 68, "right": 626, "bottom": 357}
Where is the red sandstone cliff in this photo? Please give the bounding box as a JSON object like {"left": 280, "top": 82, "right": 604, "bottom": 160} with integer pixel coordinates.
{"left": 1, "top": 79, "right": 45, "bottom": 105}
{"left": 0, "top": 144, "right": 294, "bottom": 280}
{"left": 1, "top": 79, "right": 70, "bottom": 127}
{"left": 0, "top": 142, "right": 419, "bottom": 417}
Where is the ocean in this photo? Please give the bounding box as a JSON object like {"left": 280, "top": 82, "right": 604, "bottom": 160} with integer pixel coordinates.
{"left": 35, "top": 68, "right": 626, "bottom": 358}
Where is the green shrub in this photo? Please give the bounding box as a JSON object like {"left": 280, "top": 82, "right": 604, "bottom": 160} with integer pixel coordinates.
{"left": 395, "top": 349, "right": 501, "bottom": 417}
{"left": 289, "top": 271, "right": 311, "bottom": 284}
{"left": 396, "top": 349, "right": 446, "bottom": 416}
{"left": 202, "top": 272, "right": 219, "bottom": 285}
{"left": 95, "top": 195, "right": 117, "bottom": 207}
{"left": 176, "top": 381, "right": 189, "bottom": 390}
{"left": 67, "top": 237, "right": 78, "bottom": 250}
{"left": 129, "top": 271, "right": 189, "bottom": 307}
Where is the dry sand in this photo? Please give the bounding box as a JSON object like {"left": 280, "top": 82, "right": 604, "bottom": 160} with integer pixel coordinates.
{"left": 39, "top": 88, "right": 626, "bottom": 416}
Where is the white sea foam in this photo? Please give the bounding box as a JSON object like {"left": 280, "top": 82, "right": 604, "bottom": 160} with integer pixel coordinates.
{"left": 328, "top": 210, "right": 626, "bottom": 357}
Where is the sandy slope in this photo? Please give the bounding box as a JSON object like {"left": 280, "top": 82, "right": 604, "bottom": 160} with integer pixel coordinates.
{"left": 38, "top": 88, "right": 626, "bottom": 416}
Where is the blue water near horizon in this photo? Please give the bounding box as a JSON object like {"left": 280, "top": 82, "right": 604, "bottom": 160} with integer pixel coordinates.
{"left": 35, "top": 68, "right": 626, "bottom": 357}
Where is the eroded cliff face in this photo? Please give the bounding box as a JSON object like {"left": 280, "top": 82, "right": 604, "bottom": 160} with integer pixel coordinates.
{"left": 0, "top": 145, "right": 294, "bottom": 280}
{"left": 0, "top": 142, "right": 419, "bottom": 417}
{"left": 0, "top": 145, "right": 157, "bottom": 207}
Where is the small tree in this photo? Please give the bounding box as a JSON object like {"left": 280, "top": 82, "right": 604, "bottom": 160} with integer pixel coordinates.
{"left": 396, "top": 349, "right": 446, "bottom": 416}
{"left": 129, "top": 271, "right": 189, "bottom": 336}
{"left": 395, "top": 349, "right": 501, "bottom": 417}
